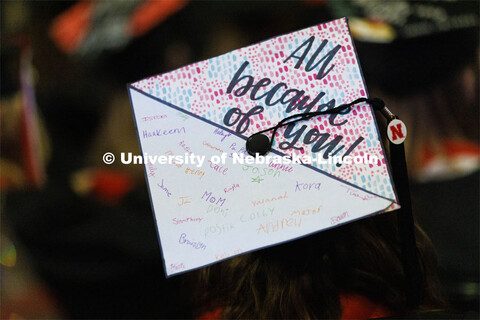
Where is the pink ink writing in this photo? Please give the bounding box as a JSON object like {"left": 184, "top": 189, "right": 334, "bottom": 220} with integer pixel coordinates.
{"left": 340, "top": 186, "right": 377, "bottom": 200}
{"left": 142, "top": 115, "right": 167, "bottom": 122}
{"left": 224, "top": 183, "right": 239, "bottom": 193}
{"left": 172, "top": 217, "right": 203, "bottom": 225}
{"left": 331, "top": 211, "right": 349, "bottom": 225}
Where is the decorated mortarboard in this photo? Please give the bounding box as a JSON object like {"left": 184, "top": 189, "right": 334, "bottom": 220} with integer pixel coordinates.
{"left": 128, "top": 18, "right": 400, "bottom": 277}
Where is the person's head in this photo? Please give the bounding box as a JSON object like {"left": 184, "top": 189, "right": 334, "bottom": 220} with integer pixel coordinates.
{"left": 193, "top": 211, "right": 445, "bottom": 319}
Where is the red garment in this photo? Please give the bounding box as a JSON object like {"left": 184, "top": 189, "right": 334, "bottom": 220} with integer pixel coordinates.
{"left": 340, "top": 294, "right": 393, "bottom": 319}
{"left": 197, "top": 308, "right": 222, "bottom": 320}
{"left": 91, "top": 169, "right": 135, "bottom": 205}
{"left": 198, "top": 294, "right": 393, "bottom": 319}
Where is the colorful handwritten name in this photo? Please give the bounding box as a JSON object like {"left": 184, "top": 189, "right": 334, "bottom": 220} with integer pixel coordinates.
{"left": 142, "top": 115, "right": 167, "bottom": 122}
{"left": 256, "top": 217, "right": 302, "bottom": 234}
{"left": 204, "top": 223, "right": 235, "bottom": 238}
{"left": 178, "top": 196, "right": 192, "bottom": 206}
{"left": 295, "top": 181, "right": 321, "bottom": 192}
{"left": 227, "top": 142, "right": 249, "bottom": 156}
{"left": 179, "top": 233, "right": 206, "bottom": 250}
{"left": 331, "top": 211, "right": 349, "bottom": 225}
{"left": 215, "top": 248, "right": 242, "bottom": 261}
{"left": 251, "top": 192, "right": 287, "bottom": 206}
{"left": 203, "top": 140, "right": 223, "bottom": 153}
{"left": 185, "top": 167, "right": 205, "bottom": 179}
{"left": 213, "top": 128, "right": 232, "bottom": 142}
{"left": 202, "top": 191, "right": 227, "bottom": 207}
{"left": 291, "top": 206, "right": 322, "bottom": 216}
{"left": 268, "top": 162, "right": 294, "bottom": 173}
{"left": 158, "top": 179, "right": 172, "bottom": 197}
{"left": 170, "top": 263, "right": 185, "bottom": 271}
{"left": 242, "top": 165, "right": 281, "bottom": 178}
{"left": 224, "top": 183, "right": 239, "bottom": 193}
{"left": 142, "top": 127, "right": 186, "bottom": 139}
{"left": 206, "top": 205, "right": 229, "bottom": 217}
{"left": 165, "top": 150, "right": 182, "bottom": 168}
{"left": 240, "top": 207, "right": 275, "bottom": 222}
{"left": 147, "top": 161, "right": 158, "bottom": 178}
{"left": 172, "top": 217, "right": 203, "bottom": 225}
{"left": 207, "top": 160, "right": 228, "bottom": 175}
{"left": 340, "top": 185, "right": 377, "bottom": 200}
{"left": 179, "top": 140, "right": 192, "bottom": 154}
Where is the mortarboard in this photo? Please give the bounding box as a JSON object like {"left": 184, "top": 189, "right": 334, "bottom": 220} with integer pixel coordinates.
{"left": 127, "top": 18, "right": 403, "bottom": 277}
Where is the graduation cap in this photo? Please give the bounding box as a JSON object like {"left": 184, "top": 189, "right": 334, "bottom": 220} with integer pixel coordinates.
{"left": 127, "top": 19, "right": 419, "bottom": 300}
{"left": 328, "top": 0, "right": 479, "bottom": 94}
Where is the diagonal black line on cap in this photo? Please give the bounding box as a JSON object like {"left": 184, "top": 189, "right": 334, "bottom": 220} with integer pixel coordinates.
{"left": 128, "top": 85, "right": 397, "bottom": 204}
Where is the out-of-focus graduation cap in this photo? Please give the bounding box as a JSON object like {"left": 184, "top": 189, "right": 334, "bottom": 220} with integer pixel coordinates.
{"left": 328, "top": 0, "right": 479, "bottom": 94}
{"left": 128, "top": 18, "right": 401, "bottom": 277}
{"left": 49, "top": 0, "right": 188, "bottom": 59}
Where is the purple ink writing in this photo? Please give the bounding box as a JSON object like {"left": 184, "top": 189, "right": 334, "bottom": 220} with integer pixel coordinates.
{"left": 158, "top": 179, "right": 172, "bottom": 197}
{"left": 213, "top": 128, "right": 232, "bottom": 142}
{"left": 202, "top": 191, "right": 226, "bottom": 206}
{"left": 143, "top": 127, "right": 186, "bottom": 139}
{"left": 179, "top": 233, "right": 206, "bottom": 250}
{"left": 295, "top": 181, "right": 321, "bottom": 192}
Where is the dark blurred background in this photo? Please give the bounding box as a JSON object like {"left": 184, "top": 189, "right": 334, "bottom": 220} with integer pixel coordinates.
{"left": 1, "top": 1, "right": 478, "bottom": 318}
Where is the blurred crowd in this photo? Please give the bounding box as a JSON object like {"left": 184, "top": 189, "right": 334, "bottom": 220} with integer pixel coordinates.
{"left": 1, "top": 1, "right": 478, "bottom": 318}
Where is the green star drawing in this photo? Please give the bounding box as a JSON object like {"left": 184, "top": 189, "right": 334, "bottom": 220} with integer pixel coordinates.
{"left": 251, "top": 176, "right": 264, "bottom": 183}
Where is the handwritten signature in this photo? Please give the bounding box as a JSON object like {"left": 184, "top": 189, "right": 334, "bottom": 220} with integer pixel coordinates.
{"left": 331, "top": 211, "right": 349, "bottom": 225}
{"left": 340, "top": 185, "right": 376, "bottom": 201}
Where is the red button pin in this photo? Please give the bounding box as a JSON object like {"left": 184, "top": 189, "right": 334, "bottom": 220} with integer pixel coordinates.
{"left": 387, "top": 119, "right": 407, "bottom": 144}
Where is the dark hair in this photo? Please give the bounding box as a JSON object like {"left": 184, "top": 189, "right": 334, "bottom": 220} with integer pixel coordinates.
{"left": 193, "top": 211, "right": 445, "bottom": 319}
